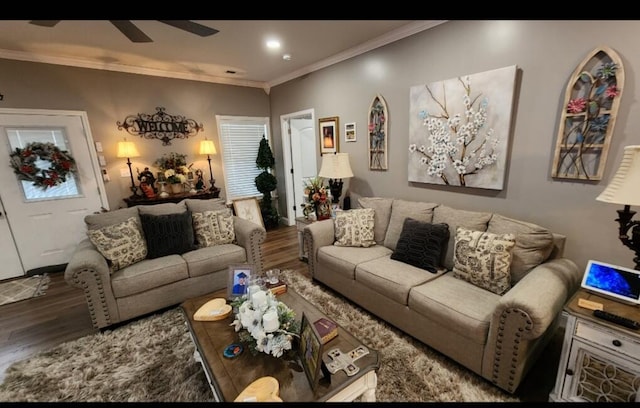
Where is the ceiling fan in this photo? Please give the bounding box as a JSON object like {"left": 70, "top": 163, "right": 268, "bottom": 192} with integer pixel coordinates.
{"left": 29, "top": 20, "right": 219, "bottom": 43}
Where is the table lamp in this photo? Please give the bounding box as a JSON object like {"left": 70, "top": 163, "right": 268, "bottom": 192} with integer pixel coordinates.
{"left": 116, "top": 138, "right": 141, "bottom": 198}
{"left": 596, "top": 145, "right": 640, "bottom": 270}
{"left": 199, "top": 138, "right": 217, "bottom": 192}
{"left": 318, "top": 153, "right": 354, "bottom": 205}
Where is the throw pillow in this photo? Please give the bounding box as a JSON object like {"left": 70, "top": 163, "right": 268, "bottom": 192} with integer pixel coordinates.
{"left": 87, "top": 216, "right": 147, "bottom": 273}
{"left": 192, "top": 209, "right": 236, "bottom": 248}
{"left": 333, "top": 208, "right": 376, "bottom": 248}
{"left": 383, "top": 199, "right": 439, "bottom": 251}
{"left": 139, "top": 210, "right": 196, "bottom": 259}
{"left": 390, "top": 218, "right": 449, "bottom": 273}
{"left": 452, "top": 226, "right": 516, "bottom": 295}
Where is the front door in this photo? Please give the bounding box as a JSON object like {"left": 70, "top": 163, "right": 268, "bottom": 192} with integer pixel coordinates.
{"left": 0, "top": 109, "right": 107, "bottom": 279}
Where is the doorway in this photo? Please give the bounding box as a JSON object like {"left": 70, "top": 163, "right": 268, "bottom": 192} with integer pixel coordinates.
{"left": 280, "top": 109, "right": 317, "bottom": 226}
{"left": 0, "top": 109, "right": 108, "bottom": 280}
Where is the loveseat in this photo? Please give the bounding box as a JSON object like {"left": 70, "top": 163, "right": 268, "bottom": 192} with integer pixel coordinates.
{"left": 303, "top": 196, "right": 581, "bottom": 394}
{"left": 64, "top": 198, "right": 266, "bottom": 329}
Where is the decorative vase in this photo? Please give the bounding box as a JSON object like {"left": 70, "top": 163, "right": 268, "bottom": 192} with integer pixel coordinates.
{"left": 315, "top": 201, "right": 331, "bottom": 220}
{"left": 170, "top": 183, "right": 183, "bottom": 194}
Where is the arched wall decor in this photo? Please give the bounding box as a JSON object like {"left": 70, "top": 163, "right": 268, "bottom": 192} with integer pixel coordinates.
{"left": 116, "top": 106, "right": 203, "bottom": 146}
{"left": 551, "top": 46, "right": 624, "bottom": 181}
{"left": 368, "top": 94, "right": 388, "bottom": 170}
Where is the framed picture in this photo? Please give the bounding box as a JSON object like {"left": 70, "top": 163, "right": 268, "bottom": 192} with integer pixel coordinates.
{"left": 232, "top": 197, "right": 264, "bottom": 229}
{"left": 345, "top": 122, "right": 356, "bottom": 142}
{"left": 319, "top": 116, "right": 339, "bottom": 155}
{"left": 227, "top": 264, "right": 254, "bottom": 299}
{"left": 299, "top": 312, "right": 325, "bottom": 392}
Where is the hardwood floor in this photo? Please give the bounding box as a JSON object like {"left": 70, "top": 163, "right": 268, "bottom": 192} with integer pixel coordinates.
{"left": 0, "top": 224, "right": 560, "bottom": 401}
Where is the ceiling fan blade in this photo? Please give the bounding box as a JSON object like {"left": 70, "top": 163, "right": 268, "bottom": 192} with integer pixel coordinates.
{"left": 30, "top": 20, "right": 61, "bottom": 27}
{"left": 158, "top": 20, "right": 219, "bottom": 37}
{"left": 109, "top": 20, "right": 152, "bottom": 43}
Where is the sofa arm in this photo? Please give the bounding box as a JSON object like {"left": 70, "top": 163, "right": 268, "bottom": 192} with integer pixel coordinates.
{"left": 482, "top": 257, "right": 580, "bottom": 392}
{"left": 303, "top": 219, "right": 335, "bottom": 278}
{"left": 233, "top": 216, "right": 267, "bottom": 274}
{"left": 63, "top": 238, "right": 120, "bottom": 329}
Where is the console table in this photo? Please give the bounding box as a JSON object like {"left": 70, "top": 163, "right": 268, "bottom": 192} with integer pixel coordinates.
{"left": 123, "top": 188, "right": 220, "bottom": 207}
{"left": 549, "top": 289, "right": 640, "bottom": 402}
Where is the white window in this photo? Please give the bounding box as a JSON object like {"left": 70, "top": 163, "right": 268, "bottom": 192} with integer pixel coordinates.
{"left": 216, "top": 115, "right": 270, "bottom": 203}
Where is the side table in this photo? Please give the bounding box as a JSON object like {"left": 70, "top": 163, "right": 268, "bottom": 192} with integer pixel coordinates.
{"left": 295, "top": 216, "right": 315, "bottom": 261}
{"left": 549, "top": 289, "right": 640, "bottom": 402}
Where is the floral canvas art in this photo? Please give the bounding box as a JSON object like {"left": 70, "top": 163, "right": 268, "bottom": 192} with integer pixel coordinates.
{"left": 408, "top": 65, "right": 517, "bottom": 190}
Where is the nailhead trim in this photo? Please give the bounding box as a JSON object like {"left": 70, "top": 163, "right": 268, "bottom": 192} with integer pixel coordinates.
{"left": 71, "top": 268, "right": 111, "bottom": 329}
{"left": 491, "top": 307, "right": 534, "bottom": 393}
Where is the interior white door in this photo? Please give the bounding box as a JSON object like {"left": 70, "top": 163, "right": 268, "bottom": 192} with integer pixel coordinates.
{"left": 0, "top": 198, "right": 23, "bottom": 280}
{"left": 0, "top": 109, "right": 108, "bottom": 276}
{"left": 290, "top": 117, "right": 316, "bottom": 219}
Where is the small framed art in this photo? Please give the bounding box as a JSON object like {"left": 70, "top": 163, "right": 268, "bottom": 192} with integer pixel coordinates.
{"left": 319, "top": 116, "right": 339, "bottom": 155}
{"left": 232, "top": 197, "right": 264, "bottom": 228}
{"left": 345, "top": 122, "right": 356, "bottom": 142}
{"left": 227, "top": 264, "right": 254, "bottom": 299}
{"left": 299, "top": 312, "right": 325, "bottom": 392}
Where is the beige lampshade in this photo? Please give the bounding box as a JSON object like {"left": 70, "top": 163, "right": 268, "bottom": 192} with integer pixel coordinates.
{"left": 116, "top": 140, "right": 140, "bottom": 158}
{"left": 199, "top": 139, "right": 217, "bottom": 155}
{"left": 318, "top": 153, "right": 354, "bottom": 179}
{"left": 596, "top": 145, "right": 640, "bottom": 206}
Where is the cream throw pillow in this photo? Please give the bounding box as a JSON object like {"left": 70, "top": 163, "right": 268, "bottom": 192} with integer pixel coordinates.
{"left": 192, "top": 209, "right": 235, "bottom": 248}
{"left": 87, "top": 216, "right": 147, "bottom": 273}
{"left": 334, "top": 208, "right": 376, "bottom": 248}
{"left": 452, "top": 226, "right": 516, "bottom": 295}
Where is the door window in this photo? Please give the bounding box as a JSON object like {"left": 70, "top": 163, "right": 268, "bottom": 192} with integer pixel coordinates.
{"left": 6, "top": 128, "right": 81, "bottom": 201}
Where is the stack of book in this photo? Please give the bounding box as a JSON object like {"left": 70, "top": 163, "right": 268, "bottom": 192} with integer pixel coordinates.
{"left": 265, "top": 280, "right": 287, "bottom": 296}
{"left": 314, "top": 317, "right": 338, "bottom": 344}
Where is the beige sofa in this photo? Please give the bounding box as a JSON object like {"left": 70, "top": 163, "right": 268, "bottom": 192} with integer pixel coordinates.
{"left": 64, "top": 198, "right": 266, "bottom": 329}
{"left": 303, "top": 196, "right": 581, "bottom": 394}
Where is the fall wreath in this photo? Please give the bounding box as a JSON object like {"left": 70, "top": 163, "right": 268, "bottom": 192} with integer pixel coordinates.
{"left": 9, "top": 142, "right": 77, "bottom": 189}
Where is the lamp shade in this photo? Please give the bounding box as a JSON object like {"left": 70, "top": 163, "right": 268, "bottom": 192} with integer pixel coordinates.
{"left": 199, "top": 139, "right": 217, "bottom": 155}
{"left": 318, "top": 153, "right": 354, "bottom": 179}
{"left": 116, "top": 140, "right": 140, "bottom": 158}
{"left": 596, "top": 145, "right": 640, "bottom": 206}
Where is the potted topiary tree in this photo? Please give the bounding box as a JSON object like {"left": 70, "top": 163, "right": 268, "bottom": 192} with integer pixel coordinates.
{"left": 255, "top": 135, "right": 280, "bottom": 229}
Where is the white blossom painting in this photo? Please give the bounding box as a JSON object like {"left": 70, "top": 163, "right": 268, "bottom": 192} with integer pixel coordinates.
{"left": 408, "top": 65, "right": 517, "bottom": 190}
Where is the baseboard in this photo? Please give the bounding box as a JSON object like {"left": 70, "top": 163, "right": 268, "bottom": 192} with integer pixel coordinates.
{"left": 26, "top": 263, "right": 67, "bottom": 276}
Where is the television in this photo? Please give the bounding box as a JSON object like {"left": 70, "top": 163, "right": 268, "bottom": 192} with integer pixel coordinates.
{"left": 581, "top": 260, "right": 640, "bottom": 305}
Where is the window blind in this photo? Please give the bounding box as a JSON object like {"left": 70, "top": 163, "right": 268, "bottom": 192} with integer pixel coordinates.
{"left": 216, "top": 115, "right": 270, "bottom": 202}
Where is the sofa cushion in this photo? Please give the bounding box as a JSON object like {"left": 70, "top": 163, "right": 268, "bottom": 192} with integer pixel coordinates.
{"left": 110, "top": 255, "right": 188, "bottom": 297}
{"left": 487, "top": 214, "right": 555, "bottom": 284}
{"left": 391, "top": 218, "right": 449, "bottom": 273}
{"left": 317, "top": 245, "right": 392, "bottom": 280}
{"left": 432, "top": 205, "right": 492, "bottom": 270}
{"left": 184, "top": 198, "right": 228, "bottom": 213}
{"left": 334, "top": 208, "right": 376, "bottom": 248}
{"left": 140, "top": 210, "right": 196, "bottom": 259}
{"left": 192, "top": 208, "right": 235, "bottom": 248}
{"left": 84, "top": 207, "right": 140, "bottom": 231}
{"left": 87, "top": 216, "right": 147, "bottom": 273}
{"left": 181, "top": 244, "right": 247, "bottom": 278}
{"left": 452, "top": 227, "right": 516, "bottom": 295}
{"left": 384, "top": 199, "right": 439, "bottom": 251}
{"left": 138, "top": 201, "right": 187, "bottom": 215}
{"left": 358, "top": 197, "right": 394, "bottom": 244}
{"left": 356, "top": 256, "right": 447, "bottom": 305}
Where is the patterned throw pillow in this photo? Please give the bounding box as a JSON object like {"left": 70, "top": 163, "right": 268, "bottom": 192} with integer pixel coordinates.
{"left": 452, "top": 226, "right": 516, "bottom": 295}
{"left": 139, "top": 210, "right": 196, "bottom": 259}
{"left": 192, "top": 209, "right": 235, "bottom": 248}
{"left": 87, "top": 216, "right": 147, "bottom": 273}
{"left": 334, "top": 208, "right": 376, "bottom": 248}
{"left": 390, "top": 218, "right": 449, "bottom": 273}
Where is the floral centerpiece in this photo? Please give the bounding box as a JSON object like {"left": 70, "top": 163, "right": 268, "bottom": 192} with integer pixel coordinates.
{"left": 154, "top": 152, "right": 189, "bottom": 184}
{"left": 230, "top": 289, "right": 299, "bottom": 358}
{"left": 302, "top": 176, "right": 330, "bottom": 220}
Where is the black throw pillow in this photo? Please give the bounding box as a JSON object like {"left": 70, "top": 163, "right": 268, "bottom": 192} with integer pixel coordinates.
{"left": 390, "top": 218, "right": 449, "bottom": 273}
{"left": 140, "top": 210, "right": 196, "bottom": 259}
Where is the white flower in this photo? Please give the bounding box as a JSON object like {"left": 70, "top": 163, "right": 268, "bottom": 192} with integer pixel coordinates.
{"left": 164, "top": 169, "right": 175, "bottom": 178}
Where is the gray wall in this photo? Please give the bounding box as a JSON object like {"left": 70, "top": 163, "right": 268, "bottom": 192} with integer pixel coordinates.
{"left": 269, "top": 20, "right": 640, "bottom": 273}
{"left": 0, "top": 59, "right": 270, "bottom": 210}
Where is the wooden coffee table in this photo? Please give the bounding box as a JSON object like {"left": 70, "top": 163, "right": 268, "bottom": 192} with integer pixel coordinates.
{"left": 181, "top": 288, "right": 379, "bottom": 402}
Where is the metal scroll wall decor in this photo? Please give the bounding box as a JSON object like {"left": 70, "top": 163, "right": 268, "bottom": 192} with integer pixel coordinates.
{"left": 551, "top": 46, "right": 624, "bottom": 181}
{"left": 368, "top": 94, "right": 388, "bottom": 170}
{"left": 116, "top": 106, "right": 203, "bottom": 146}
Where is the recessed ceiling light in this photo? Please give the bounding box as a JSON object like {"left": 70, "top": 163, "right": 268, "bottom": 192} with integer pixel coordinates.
{"left": 266, "top": 40, "right": 281, "bottom": 49}
{"left": 282, "top": 54, "right": 291, "bottom": 61}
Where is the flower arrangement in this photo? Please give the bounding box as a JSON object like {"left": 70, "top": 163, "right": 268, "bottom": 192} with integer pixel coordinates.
{"left": 301, "top": 176, "right": 328, "bottom": 217}
{"left": 9, "top": 142, "right": 77, "bottom": 189}
{"left": 154, "top": 152, "right": 189, "bottom": 184}
{"left": 230, "top": 290, "right": 299, "bottom": 358}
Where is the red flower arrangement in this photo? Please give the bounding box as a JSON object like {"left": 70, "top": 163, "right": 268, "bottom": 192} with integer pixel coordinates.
{"left": 9, "top": 142, "right": 77, "bottom": 189}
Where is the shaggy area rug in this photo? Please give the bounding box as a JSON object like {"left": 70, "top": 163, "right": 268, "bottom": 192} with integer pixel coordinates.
{"left": 0, "top": 274, "right": 50, "bottom": 306}
{"left": 0, "top": 270, "right": 519, "bottom": 402}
